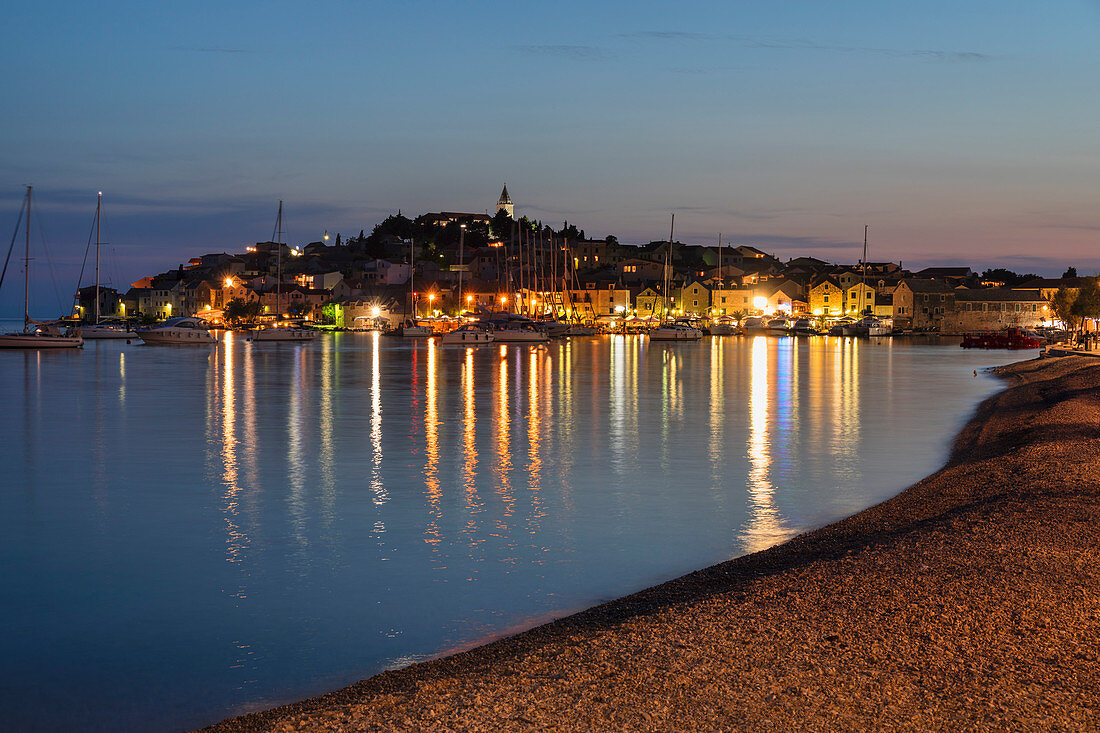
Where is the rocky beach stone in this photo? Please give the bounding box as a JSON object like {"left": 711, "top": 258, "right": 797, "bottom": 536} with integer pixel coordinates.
{"left": 201, "top": 355, "right": 1100, "bottom": 732}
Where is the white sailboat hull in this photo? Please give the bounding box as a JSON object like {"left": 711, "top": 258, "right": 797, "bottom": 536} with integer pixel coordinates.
{"left": 0, "top": 332, "right": 84, "bottom": 349}
{"left": 80, "top": 325, "right": 131, "bottom": 339}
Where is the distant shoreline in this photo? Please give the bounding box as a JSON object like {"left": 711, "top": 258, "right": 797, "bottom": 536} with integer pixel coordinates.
{"left": 202, "top": 354, "right": 1100, "bottom": 731}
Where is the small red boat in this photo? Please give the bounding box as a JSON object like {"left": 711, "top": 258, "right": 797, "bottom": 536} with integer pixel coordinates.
{"left": 960, "top": 327, "right": 1043, "bottom": 350}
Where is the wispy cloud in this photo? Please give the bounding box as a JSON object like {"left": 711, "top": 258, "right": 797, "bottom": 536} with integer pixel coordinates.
{"left": 515, "top": 44, "right": 607, "bottom": 60}
{"left": 618, "top": 31, "right": 992, "bottom": 62}
{"left": 173, "top": 46, "right": 254, "bottom": 54}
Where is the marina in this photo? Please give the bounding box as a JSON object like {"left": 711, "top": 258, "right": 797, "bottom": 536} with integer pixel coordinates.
{"left": 0, "top": 332, "right": 1023, "bottom": 731}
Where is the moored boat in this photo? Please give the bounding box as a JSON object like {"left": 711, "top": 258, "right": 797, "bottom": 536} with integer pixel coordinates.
{"left": 765, "top": 317, "right": 791, "bottom": 336}
{"left": 137, "top": 317, "right": 216, "bottom": 344}
{"left": 648, "top": 321, "right": 704, "bottom": 341}
{"left": 250, "top": 325, "right": 319, "bottom": 341}
{"left": 0, "top": 322, "right": 84, "bottom": 349}
{"left": 442, "top": 323, "right": 494, "bottom": 345}
{"left": 741, "top": 316, "right": 767, "bottom": 335}
{"left": 0, "top": 187, "right": 83, "bottom": 350}
{"left": 790, "top": 318, "right": 820, "bottom": 335}
{"left": 708, "top": 317, "right": 736, "bottom": 335}
{"left": 80, "top": 323, "right": 131, "bottom": 339}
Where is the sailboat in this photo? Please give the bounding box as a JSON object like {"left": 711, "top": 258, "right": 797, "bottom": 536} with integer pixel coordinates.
{"left": 648, "top": 214, "right": 702, "bottom": 341}
{"left": 0, "top": 186, "right": 84, "bottom": 349}
{"left": 843, "top": 226, "right": 891, "bottom": 337}
{"left": 388, "top": 236, "right": 432, "bottom": 337}
{"left": 251, "top": 201, "right": 319, "bottom": 342}
{"left": 79, "top": 192, "right": 130, "bottom": 339}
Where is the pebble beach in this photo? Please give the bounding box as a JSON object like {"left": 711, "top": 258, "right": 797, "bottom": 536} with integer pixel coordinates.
{"left": 203, "top": 354, "right": 1100, "bottom": 732}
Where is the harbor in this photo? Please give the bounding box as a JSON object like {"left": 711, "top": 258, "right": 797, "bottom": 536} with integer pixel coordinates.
{"left": 0, "top": 334, "right": 1024, "bottom": 731}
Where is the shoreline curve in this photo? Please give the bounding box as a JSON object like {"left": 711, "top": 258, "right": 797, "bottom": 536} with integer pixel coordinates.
{"left": 202, "top": 354, "right": 1100, "bottom": 731}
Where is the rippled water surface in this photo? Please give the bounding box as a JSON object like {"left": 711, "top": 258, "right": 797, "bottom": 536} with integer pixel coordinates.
{"left": 0, "top": 332, "right": 1025, "bottom": 730}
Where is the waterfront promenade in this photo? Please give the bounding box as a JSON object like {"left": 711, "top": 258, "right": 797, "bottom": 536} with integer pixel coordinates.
{"left": 204, "top": 355, "right": 1100, "bottom": 731}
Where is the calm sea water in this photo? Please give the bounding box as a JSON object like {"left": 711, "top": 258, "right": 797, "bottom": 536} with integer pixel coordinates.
{"left": 0, "top": 330, "right": 1024, "bottom": 731}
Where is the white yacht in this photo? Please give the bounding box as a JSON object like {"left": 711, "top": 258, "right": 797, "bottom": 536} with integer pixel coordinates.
{"left": 648, "top": 322, "right": 704, "bottom": 341}
{"left": 790, "top": 318, "right": 819, "bottom": 335}
{"left": 442, "top": 324, "right": 494, "bottom": 345}
{"left": 137, "top": 317, "right": 216, "bottom": 345}
{"left": 708, "top": 317, "right": 736, "bottom": 335}
{"left": 249, "top": 325, "right": 319, "bottom": 341}
{"left": 387, "top": 320, "right": 434, "bottom": 337}
{"left": 741, "top": 316, "right": 768, "bottom": 335}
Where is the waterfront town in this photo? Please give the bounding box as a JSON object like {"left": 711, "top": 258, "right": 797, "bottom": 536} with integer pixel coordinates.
{"left": 72, "top": 186, "right": 1098, "bottom": 337}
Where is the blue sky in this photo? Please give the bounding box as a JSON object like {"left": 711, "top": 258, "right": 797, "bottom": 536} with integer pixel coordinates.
{"left": 3, "top": 0, "right": 1100, "bottom": 316}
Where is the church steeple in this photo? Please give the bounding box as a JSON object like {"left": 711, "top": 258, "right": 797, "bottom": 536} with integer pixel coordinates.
{"left": 496, "top": 184, "right": 514, "bottom": 218}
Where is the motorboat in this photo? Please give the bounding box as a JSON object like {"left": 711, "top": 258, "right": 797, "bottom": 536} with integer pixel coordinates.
{"left": 708, "top": 318, "right": 736, "bottom": 335}
{"left": 442, "top": 324, "right": 494, "bottom": 345}
{"left": 828, "top": 317, "right": 856, "bottom": 336}
{"left": 249, "top": 325, "right": 320, "bottom": 341}
{"left": 741, "top": 316, "right": 768, "bottom": 335}
{"left": 386, "top": 320, "right": 433, "bottom": 337}
{"left": 564, "top": 324, "right": 599, "bottom": 337}
{"left": 790, "top": 318, "right": 820, "bottom": 335}
{"left": 533, "top": 319, "right": 570, "bottom": 338}
{"left": 648, "top": 321, "right": 704, "bottom": 341}
{"left": 0, "top": 322, "right": 84, "bottom": 349}
{"left": 845, "top": 316, "right": 891, "bottom": 337}
{"left": 765, "top": 317, "right": 791, "bottom": 336}
{"left": 137, "top": 317, "right": 216, "bottom": 344}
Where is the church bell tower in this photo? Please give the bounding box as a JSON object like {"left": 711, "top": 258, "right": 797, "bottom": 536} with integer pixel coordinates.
{"left": 496, "top": 184, "right": 514, "bottom": 218}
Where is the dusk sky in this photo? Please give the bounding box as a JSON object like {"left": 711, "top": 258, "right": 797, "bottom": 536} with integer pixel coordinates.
{"left": 3, "top": 0, "right": 1100, "bottom": 316}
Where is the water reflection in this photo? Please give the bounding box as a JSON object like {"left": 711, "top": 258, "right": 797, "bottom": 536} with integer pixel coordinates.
{"left": 740, "top": 336, "right": 795, "bottom": 553}
{"left": 423, "top": 340, "right": 442, "bottom": 547}
{"left": 369, "top": 332, "right": 387, "bottom": 507}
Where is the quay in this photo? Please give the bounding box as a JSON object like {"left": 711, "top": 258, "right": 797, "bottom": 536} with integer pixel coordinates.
{"left": 204, "top": 355, "right": 1100, "bottom": 731}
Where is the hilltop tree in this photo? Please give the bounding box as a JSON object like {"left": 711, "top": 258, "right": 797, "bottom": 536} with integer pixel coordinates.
{"left": 980, "top": 268, "right": 1039, "bottom": 287}
{"left": 1063, "top": 266, "right": 1078, "bottom": 278}
{"left": 490, "top": 209, "right": 514, "bottom": 241}
{"left": 556, "top": 221, "right": 585, "bottom": 241}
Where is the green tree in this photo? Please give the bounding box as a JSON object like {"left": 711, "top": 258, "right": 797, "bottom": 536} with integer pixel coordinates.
{"left": 1070, "top": 278, "right": 1100, "bottom": 327}
{"left": 490, "top": 209, "right": 514, "bottom": 241}
{"left": 1050, "top": 287, "right": 1078, "bottom": 331}
{"left": 224, "top": 298, "right": 263, "bottom": 324}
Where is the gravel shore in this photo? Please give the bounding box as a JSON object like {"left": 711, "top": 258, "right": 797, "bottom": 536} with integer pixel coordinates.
{"left": 203, "top": 355, "right": 1100, "bottom": 732}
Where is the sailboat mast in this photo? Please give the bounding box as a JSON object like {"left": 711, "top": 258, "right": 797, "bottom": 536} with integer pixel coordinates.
{"left": 24, "top": 186, "right": 31, "bottom": 329}
{"left": 275, "top": 201, "right": 283, "bottom": 319}
{"left": 95, "top": 192, "right": 101, "bottom": 325}
{"left": 663, "top": 213, "right": 674, "bottom": 321}
{"left": 860, "top": 224, "right": 868, "bottom": 315}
